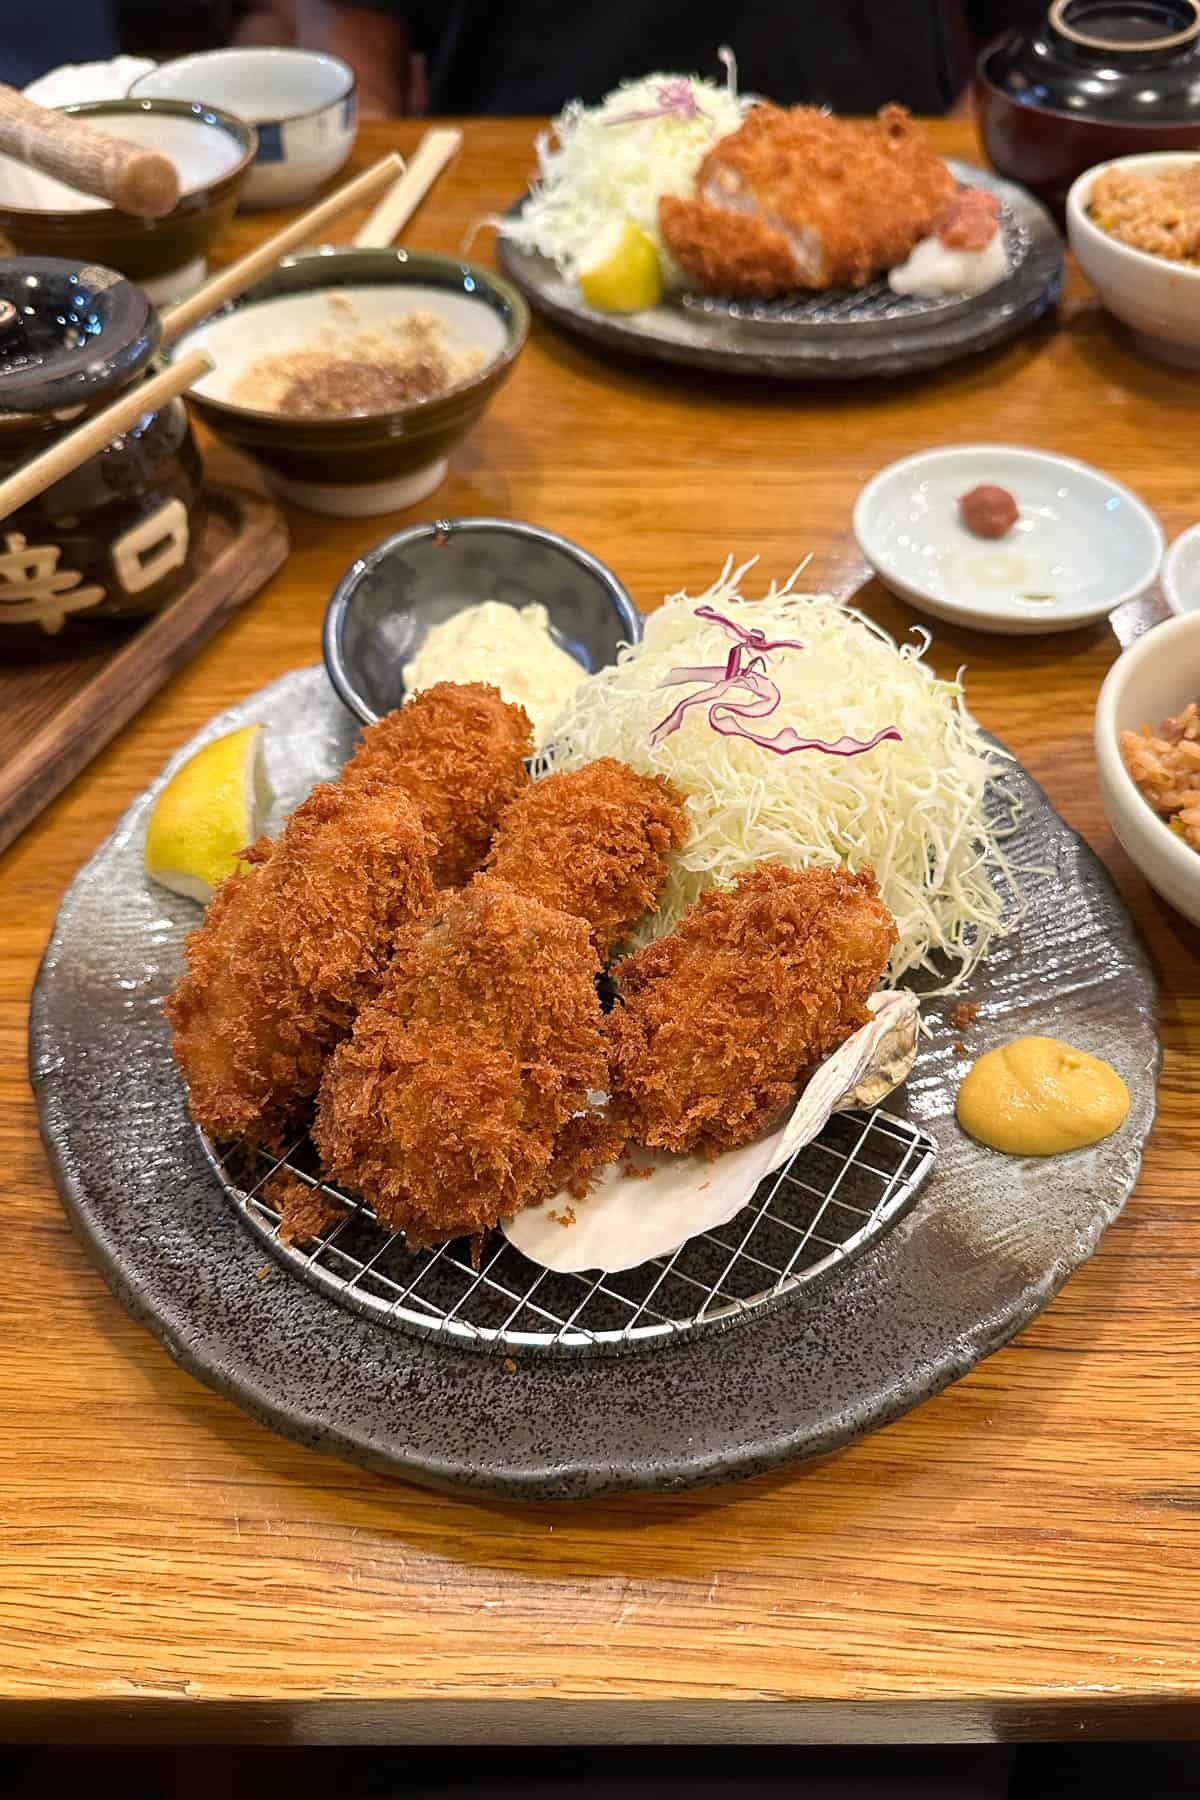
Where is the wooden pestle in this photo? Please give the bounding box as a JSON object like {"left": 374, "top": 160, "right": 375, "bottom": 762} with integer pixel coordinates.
{"left": 0, "top": 82, "right": 179, "bottom": 218}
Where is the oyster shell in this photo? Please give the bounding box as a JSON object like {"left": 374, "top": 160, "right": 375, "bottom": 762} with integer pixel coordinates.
{"left": 504, "top": 988, "right": 920, "bottom": 1275}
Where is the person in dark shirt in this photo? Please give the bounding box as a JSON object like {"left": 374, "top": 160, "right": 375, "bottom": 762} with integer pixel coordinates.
{"left": 309, "top": 1, "right": 1045, "bottom": 118}
{"left": 2, "top": 1, "right": 297, "bottom": 86}
{"left": 1, "top": 0, "right": 119, "bottom": 86}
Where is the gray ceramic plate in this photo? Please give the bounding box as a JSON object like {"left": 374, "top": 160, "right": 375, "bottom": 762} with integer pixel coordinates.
{"left": 30, "top": 667, "right": 1157, "bottom": 1500}
{"left": 496, "top": 161, "right": 1064, "bottom": 380}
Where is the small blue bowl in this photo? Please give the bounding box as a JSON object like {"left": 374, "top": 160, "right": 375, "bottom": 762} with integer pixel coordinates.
{"left": 323, "top": 517, "right": 642, "bottom": 726}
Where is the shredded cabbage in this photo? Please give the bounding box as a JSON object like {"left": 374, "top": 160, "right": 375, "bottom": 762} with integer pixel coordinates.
{"left": 497, "top": 67, "right": 748, "bottom": 284}
{"left": 539, "top": 560, "right": 1023, "bottom": 991}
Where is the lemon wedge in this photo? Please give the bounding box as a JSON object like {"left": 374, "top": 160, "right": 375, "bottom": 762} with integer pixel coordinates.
{"left": 144, "top": 725, "right": 271, "bottom": 904}
{"left": 577, "top": 220, "right": 663, "bottom": 313}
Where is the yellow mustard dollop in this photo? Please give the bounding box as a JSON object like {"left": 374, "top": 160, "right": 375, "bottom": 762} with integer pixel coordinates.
{"left": 956, "top": 1036, "right": 1130, "bottom": 1157}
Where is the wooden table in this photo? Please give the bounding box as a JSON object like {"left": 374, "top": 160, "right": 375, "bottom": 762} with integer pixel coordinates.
{"left": 3, "top": 117, "right": 1199, "bottom": 1747}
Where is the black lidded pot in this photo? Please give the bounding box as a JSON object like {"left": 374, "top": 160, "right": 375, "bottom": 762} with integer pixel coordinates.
{"left": 977, "top": 0, "right": 1200, "bottom": 215}
{"left": 0, "top": 256, "right": 206, "bottom": 658}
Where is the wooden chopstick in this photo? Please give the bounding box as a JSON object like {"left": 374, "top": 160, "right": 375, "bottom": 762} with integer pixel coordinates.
{"left": 353, "top": 128, "right": 463, "bottom": 248}
{"left": 0, "top": 349, "right": 213, "bottom": 524}
{"left": 160, "top": 152, "right": 404, "bottom": 346}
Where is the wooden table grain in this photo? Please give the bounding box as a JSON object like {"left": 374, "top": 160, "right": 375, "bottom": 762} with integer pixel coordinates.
{"left": 3, "top": 117, "right": 1199, "bottom": 1747}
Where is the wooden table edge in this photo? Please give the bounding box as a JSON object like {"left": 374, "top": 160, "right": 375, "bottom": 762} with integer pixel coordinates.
{"left": 3, "top": 1696, "right": 1200, "bottom": 1745}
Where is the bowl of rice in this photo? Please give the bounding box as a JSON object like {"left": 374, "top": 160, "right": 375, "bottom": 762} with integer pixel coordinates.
{"left": 1096, "top": 608, "right": 1200, "bottom": 926}
{"left": 1067, "top": 152, "right": 1200, "bottom": 367}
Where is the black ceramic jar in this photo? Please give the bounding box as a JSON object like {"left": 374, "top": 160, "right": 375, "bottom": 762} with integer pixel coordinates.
{"left": 0, "top": 257, "right": 206, "bottom": 655}
{"left": 977, "top": 0, "right": 1200, "bottom": 213}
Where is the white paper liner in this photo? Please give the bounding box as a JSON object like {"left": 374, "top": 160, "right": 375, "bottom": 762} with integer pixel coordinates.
{"left": 504, "top": 988, "right": 919, "bottom": 1275}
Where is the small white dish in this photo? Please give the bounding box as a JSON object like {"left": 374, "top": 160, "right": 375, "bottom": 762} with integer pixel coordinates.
{"left": 132, "top": 48, "right": 357, "bottom": 210}
{"left": 853, "top": 445, "right": 1164, "bottom": 635}
{"left": 1162, "top": 524, "right": 1200, "bottom": 616}
{"left": 1067, "top": 154, "right": 1200, "bottom": 371}
{"left": 1095, "top": 608, "right": 1200, "bottom": 928}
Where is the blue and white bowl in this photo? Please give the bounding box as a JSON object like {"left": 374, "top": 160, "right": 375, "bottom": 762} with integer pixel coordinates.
{"left": 132, "top": 49, "right": 356, "bottom": 210}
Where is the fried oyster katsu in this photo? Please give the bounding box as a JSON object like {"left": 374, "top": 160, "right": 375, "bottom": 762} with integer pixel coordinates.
{"left": 483, "top": 757, "right": 688, "bottom": 956}
{"left": 659, "top": 104, "right": 958, "bottom": 297}
{"left": 166, "top": 779, "right": 435, "bottom": 1148}
{"left": 313, "top": 881, "right": 618, "bottom": 1248}
{"left": 607, "top": 862, "right": 898, "bottom": 1157}
{"left": 340, "top": 680, "right": 533, "bottom": 888}
{"left": 166, "top": 682, "right": 537, "bottom": 1151}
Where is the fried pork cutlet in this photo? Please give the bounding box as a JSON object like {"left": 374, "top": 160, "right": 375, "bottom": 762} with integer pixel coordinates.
{"left": 340, "top": 681, "right": 533, "bottom": 887}
{"left": 166, "top": 780, "right": 434, "bottom": 1148}
{"left": 659, "top": 104, "right": 958, "bottom": 297}
{"left": 313, "top": 881, "right": 618, "bottom": 1248}
{"left": 607, "top": 863, "right": 898, "bottom": 1158}
{"left": 483, "top": 757, "right": 688, "bottom": 956}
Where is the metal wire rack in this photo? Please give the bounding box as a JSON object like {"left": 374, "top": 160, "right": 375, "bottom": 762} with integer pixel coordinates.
{"left": 679, "top": 212, "right": 1029, "bottom": 331}
{"left": 205, "top": 1106, "right": 936, "bottom": 1359}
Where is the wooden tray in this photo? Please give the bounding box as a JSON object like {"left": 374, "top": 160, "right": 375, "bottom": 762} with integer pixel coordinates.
{"left": 0, "top": 485, "right": 288, "bottom": 858}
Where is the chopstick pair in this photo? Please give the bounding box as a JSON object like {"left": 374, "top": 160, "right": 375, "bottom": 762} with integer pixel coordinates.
{"left": 0, "top": 130, "right": 464, "bottom": 525}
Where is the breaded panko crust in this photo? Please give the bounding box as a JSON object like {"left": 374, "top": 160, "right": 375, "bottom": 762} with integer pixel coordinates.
{"left": 660, "top": 104, "right": 958, "bottom": 296}
{"left": 607, "top": 863, "right": 898, "bottom": 1157}
{"left": 659, "top": 198, "right": 811, "bottom": 302}
{"left": 483, "top": 758, "right": 688, "bottom": 956}
{"left": 166, "top": 780, "right": 434, "bottom": 1148}
{"left": 313, "top": 881, "right": 613, "bottom": 1247}
{"left": 340, "top": 681, "right": 533, "bottom": 887}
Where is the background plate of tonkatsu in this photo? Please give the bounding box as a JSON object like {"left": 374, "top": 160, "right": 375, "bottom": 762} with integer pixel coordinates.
{"left": 497, "top": 162, "right": 1064, "bottom": 381}
{"left": 31, "top": 666, "right": 1157, "bottom": 1499}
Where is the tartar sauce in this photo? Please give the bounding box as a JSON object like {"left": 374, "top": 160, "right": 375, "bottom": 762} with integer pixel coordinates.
{"left": 403, "top": 601, "right": 586, "bottom": 743}
{"left": 956, "top": 1036, "right": 1129, "bottom": 1157}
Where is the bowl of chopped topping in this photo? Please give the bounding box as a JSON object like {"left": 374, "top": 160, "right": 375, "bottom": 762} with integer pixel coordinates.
{"left": 1096, "top": 608, "right": 1200, "bottom": 925}
{"left": 1067, "top": 152, "right": 1200, "bottom": 366}
{"left": 170, "top": 248, "right": 529, "bottom": 516}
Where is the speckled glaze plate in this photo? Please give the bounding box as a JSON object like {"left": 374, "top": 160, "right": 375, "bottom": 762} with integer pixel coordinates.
{"left": 31, "top": 667, "right": 1158, "bottom": 1500}
{"left": 496, "top": 161, "right": 1064, "bottom": 381}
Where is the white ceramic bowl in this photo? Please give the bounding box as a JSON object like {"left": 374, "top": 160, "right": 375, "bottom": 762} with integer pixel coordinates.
{"left": 132, "top": 49, "right": 356, "bottom": 209}
{"left": 174, "top": 248, "right": 528, "bottom": 517}
{"left": 0, "top": 100, "right": 255, "bottom": 302}
{"left": 1095, "top": 609, "right": 1200, "bottom": 927}
{"left": 1067, "top": 154, "right": 1200, "bottom": 370}
{"left": 853, "top": 445, "right": 1163, "bottom": 634}
{"left": 1162, "top": 523, "right": 1200, "bottom": 616}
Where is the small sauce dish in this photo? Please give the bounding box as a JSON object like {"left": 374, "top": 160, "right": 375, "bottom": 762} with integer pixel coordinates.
{"left": 854, "top": 444, "right": 1164, "bottom": 634}
{"left": 1162, "top": 523, "right": 1200, "bottom": 615}
{"left": 323, "top": 518, "right": 642, "bottom": 727}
